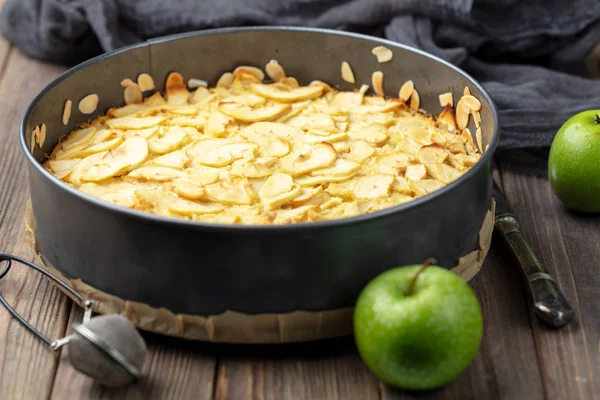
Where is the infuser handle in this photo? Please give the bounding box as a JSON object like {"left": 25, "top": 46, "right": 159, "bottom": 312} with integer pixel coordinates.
{"left": 0, "top": 253, "right": 93, "bottom": 350}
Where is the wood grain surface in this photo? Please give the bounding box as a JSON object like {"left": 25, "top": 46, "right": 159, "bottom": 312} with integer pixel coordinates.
{"left": 0, "top": 31, "right": 599, "bottom": 400}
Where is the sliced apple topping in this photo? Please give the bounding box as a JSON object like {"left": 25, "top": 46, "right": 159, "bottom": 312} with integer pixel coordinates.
{"left": 151, "top": 150, "right": 189, "bottom": 169}
{"left": 425, "top": 163, "right": 463, "bottom": 184}
{"left": 169, "top": 199, "right": 224, "bottom": 216}
{"left": 148, "top": 126, "right": 191, "bottom": 154}
{"left": 44, "top": 64, "right": 483, "bottom": 224}
{"left": 347, "top": 123, "right": 389, "bottom": 146}
{"left": 259, "top": 172, "right": 301, "bottom": 209}
{"left": 48, "top": 158, "right": 81, "bottom": 179}
{"left": 280, "top": 142, "right": 337, "bottom": 176}
{"left": 311, "top": 159, "right": 360, "bottom": 177}
{"left": 55, "top": 136, "right": 124, "bottom": 160}
{"left": 218, "top": 100, "right": 290, "bottom": 122}
{"left": 418, "top": 145, "right": 448, "bottom": 164}
{"left": 60, "top": 126, "right": 96, "bottom": 150}
{"left": 79, "top": 136, "right": 149, "bottom": 182}
{"left": 250, "top": 83, "right": 324, "bottom": 103}
{"left": 353, "top": 174, "right": 395, "bottom": 200}
{"left": 205, "top": 181, "right": 255, "bottom": 205}
{"left": 128, "top": 166, "right": 184, "bottom": 182}
{"left": 411, "top": 179, "right": 446, "bottom": 196}
{"left": 106, "top": 116, "right": 167, "bottom": 130}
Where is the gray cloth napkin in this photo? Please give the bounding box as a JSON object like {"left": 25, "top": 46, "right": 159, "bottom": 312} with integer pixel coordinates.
{"left": 2, "top": 0, "right": 600, "bottom": 172}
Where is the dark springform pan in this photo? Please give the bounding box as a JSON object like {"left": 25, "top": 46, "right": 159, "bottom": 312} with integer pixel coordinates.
{"left": 20, "top": 27, "right": 499, "bottom": 319}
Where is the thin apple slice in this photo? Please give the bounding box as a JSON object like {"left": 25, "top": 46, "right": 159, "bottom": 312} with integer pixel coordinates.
{"left": 79, "top": 136, "right": 149, "bottom": 182}
{"left": 250, "top": 83, "right": 324, "bottom": 103}
{"left": 425, "top": 163, "right": 463, "bottom": 184}
{"left": 106, "top": 116, "right": 167, "bottom": 130}
{"left": 353, "top": 174, "right": 394, "bottom": 199}
{"left": 168, "top": 199, "right": 224, "bottom": 215}
{"left": 349, "top": 141, "right": 375, "bottom": 163}
{"left": 259, "top": 172, "right": 302, "bottom": 209}
{"left": 128, "top": 166, "right": 184, "bottom": 181}
{"left": 60, "top": 126, "right": 96, "bottom": 150}
{"left": 311, "top": 159, "right": 360, "bottom": 176}
{"left": 151, "top": 150, "right": 189, "bottom": 169}
{"left": 55, "top": 136, "right": 124, "bottom": 160}
{"left": 48, "top": 158, "right": 81, "bottom": 179}
{"left": 411, "top": 179, "right": 446, "bottom": 196}
{"left": 205, "top": 181, "right": 255, "bottom": 205}
{"left": 280, "top": 143, "right": 337, "bottom": 176}
{"left": 218, "top": 101, "right": 290, "bottom": 122}
{"left": 148, "top": 126, "right": 191, "bottom": 154}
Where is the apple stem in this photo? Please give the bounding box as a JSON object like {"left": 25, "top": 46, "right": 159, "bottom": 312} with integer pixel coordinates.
{"left": 595, "top": 114, "right": 600, "bottom": 125}
{"left": 406, "top": 258, "right": 438, "bottom": 296}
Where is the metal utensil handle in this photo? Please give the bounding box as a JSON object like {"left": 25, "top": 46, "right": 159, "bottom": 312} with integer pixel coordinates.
{"left": 494, "top": 216, "right": 575, "bottom": 328}
{"left": 0, "top": 253, "right": 93, "bottom": 349}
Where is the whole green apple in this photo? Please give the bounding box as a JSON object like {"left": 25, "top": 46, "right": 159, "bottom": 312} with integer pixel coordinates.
{"left": 548, "top": 110, "right": 600, "bottom": 213}
{"left": 353, "top": 260, "right": 483, "bottom": 391}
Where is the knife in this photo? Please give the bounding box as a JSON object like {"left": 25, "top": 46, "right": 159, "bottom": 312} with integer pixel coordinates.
{"left": 492, "top": 180, "right": 575, "bottom": 328}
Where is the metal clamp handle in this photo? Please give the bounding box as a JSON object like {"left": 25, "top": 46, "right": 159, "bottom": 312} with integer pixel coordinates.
{"left": 0, "top": 253, "right": 93, "bottom": 350}
{"left": 494, "top": 216, "right": 575, "bottom": 327}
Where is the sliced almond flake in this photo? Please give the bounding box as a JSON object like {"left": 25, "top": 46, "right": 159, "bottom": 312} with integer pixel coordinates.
{"left": 30, "top": 126, "right": 39, "bottom": 152}
{"left": 120, "top": 78, "right": 136, "bottom": 87}
{"left": 463, "top": 86, "right": 471, "bottom": 96}
{"left": 233, "top": 66, "right": 265, "bottom": 82}
{"left": 78, "top": 94, "right": 99, "bottom": 114}
{"left": 372, "top": 71, "right": 384, "bottom": 97}
{"left": 399, "top": 80, "right": 414, "bottom": 102}
{"left": 409, "top": 89, "right": 420, "bottom": 111}
{"left": 216, "top": 72, "right": 234, "bottom": 88}
{"left": 137, "top": 73, "right": 155, "bottom": 91}
{"left": 165, "top": 72, "right": 189, "bottom": 105}
{"left": 341, "top": 61, "right": 355, "bottom": 84}
{"left": 476, "top": 127, "right": 483, "bottom": 153}
{"left": 265, "top": 60, "right": 285, "bottom": 82}
{"left": 124, "top": 85, "right": 143, "bottom": 105}
{"left": 461, "top": 95, "right": 482, "bottom": 111}
{"left": 371, "top": 46, "right": 393, "bottom": 63}
{"left": 39, "top": 124, "right": 47, "bottom": 147}
{"left": 455, "top": 99, "right": 470, "bottom": 130}
{"left": 473, "top": 110, "right": 481, "bottom": 128}
{"left": 358, "top": 84, "right": 369, "bottom": 97}
{"left": 280, "top": 77, "right": 300, "bottom": 88}
{"left": 438, "top": 93, "right": 453, "bottom": 108}
{"left": 187, "top": 78, "right": 208, "bottom": 89}
{"left": 62, "top": 99, "right": 72, "bottom": 125}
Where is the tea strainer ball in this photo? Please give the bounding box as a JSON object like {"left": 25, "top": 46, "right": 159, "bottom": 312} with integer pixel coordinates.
{"left": 0, "top": 254, "right": 148, "bottom": 388}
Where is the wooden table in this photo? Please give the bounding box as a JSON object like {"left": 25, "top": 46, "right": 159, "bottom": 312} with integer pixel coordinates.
{"left": 0, "top": 35, "right": 599, "bottom": 400}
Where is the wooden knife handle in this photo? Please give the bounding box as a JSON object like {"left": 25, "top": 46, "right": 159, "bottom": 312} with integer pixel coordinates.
{"left": 495, "top": 215, "right": 575, "bottom": 328}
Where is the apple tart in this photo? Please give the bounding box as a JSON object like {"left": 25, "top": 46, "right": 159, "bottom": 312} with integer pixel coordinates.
{"left": 44, "top": 65, "right": 483, "bottom": 225}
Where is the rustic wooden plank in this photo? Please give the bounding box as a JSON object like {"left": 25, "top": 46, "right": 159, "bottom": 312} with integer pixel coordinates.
{"left": 500, "top": 166, "right": 600, "bottom": 400}
{"left": 0, "top": 47, "right": 71, "bottom": 400}
{"left": 215, "top": 337, "right": 380, "bottom": 400}
{"left": 50, "top": 305, "right": 217, "bottom": 400}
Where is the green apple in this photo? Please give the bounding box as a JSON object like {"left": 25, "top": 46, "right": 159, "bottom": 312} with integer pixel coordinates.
{"left": 548, "top": 110, "right": 600, "bottom": 213}
{"left": 353, "top": 260, "right": 483, "bottom": 391}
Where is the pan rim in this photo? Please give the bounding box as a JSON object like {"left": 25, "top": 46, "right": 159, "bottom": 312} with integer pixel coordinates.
{"left": 19, "top": 25, "right": 500, "bottom": 233}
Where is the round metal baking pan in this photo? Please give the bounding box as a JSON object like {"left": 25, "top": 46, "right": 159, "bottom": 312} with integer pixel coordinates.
{"left": 20, "top": 27, "right": 499, "bottom": 318}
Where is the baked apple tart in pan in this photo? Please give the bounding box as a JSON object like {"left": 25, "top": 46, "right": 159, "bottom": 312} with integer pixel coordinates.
{"left": 43, "top": 64, "right": 483, "bottom": 226}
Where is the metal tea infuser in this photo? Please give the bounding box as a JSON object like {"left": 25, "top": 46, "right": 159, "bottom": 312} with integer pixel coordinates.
{"left": 0, "top": 253, "right": 147, "bottom": 388}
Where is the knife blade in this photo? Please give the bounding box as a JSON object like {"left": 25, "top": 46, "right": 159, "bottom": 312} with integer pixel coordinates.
{"left": 492, "top": 180, "right": 574, "bottom": 328}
